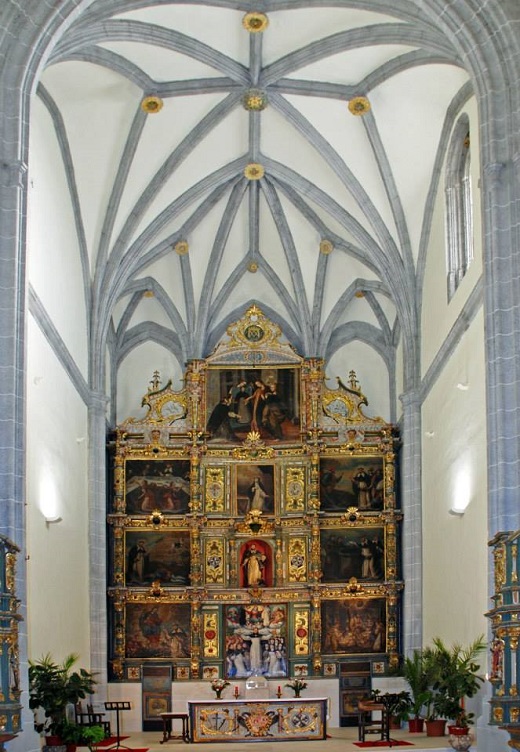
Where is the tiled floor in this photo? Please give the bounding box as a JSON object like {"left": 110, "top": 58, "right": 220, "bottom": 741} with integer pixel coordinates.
{"left": 122, "top": 726, "right": 474, "bottom": 751}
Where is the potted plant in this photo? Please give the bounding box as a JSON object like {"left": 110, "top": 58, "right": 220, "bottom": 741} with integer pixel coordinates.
{"left": 78, "top": 724, "right": 106, "bottom": 752}
{"left": 395, "top": 649, "right": 430, "bottom": 731}
{"left": 424, "top": 635, "right": 486, "bottom": 740}
{"left": 28, "top": 653, "right": 97, "bottom": 745}
{"left": 285, "top": 678, "right": 307, "bottom": 698}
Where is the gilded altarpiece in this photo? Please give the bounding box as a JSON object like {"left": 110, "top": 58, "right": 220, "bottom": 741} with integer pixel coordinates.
{"left": 107, "top": 305, "right": 402, "bottom": 683}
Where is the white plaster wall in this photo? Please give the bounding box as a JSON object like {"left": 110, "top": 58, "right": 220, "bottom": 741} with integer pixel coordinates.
{"left": 27, "top": 96, "right": 88, "bottom": 378}
{"left": 116, "top": 341, "right": 185, "bottom": 422}
{"left": 26, "top": 317, "right": 91, "bottom": 662}
{"left": 421, "top": 309, "right": 488, "bottom": 648}
{"left": 421, "top": 98, "right": 482, "bottom": 376}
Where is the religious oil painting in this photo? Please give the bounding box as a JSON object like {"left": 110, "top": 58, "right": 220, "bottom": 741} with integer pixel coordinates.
{"left": 319, "top": 456, "right": 385, "bottom": 512}
{"left": 125, "top": 602, "right": 191, "bottom": 659}
{"left": 321, "top": 598, "right": 386, "bottom": 655}
{"left": 125, "top": 459, "right": 191, "bottom": 514}
{"left": 205, "top": 367, "right": 301, "bottom": 444}
{"left": 236, "top": 464, "right": 275, "bottom": 515}
{"left": 320, "top": 527, "right": 385, "bottom": 582}
{"left": 125, "top": 530, "right": 191, "bottom": 586}
{"left": 224, "top": 603, "right": 288, "bottom": 679}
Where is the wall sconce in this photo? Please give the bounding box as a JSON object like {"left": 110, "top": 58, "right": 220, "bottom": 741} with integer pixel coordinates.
{"left": 44, "top": 515, "right": 62, "bottom": 527}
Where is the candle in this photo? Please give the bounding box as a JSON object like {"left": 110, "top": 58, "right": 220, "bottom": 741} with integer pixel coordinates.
{"left": 234, "top": 686, "right": 239, "bottom": 697}
{"left": 277, "top": 686, "right": 281, "bottom": 693}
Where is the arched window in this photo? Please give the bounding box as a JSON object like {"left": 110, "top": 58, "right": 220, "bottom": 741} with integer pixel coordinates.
{"left": 445, "top": 114, "right": 474, "bottom": 300}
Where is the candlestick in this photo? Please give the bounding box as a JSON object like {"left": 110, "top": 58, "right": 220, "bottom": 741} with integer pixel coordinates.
{"left": 234, "top": 685, "right": 239, "bottom": 699}
{"left": 277, "top": 685, "right": 282, "bottom": 698}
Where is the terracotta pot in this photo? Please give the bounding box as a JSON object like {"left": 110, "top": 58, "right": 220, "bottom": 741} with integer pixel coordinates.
{"left": 408, "top": 718, "right": 424, "bottom": 733}
{"left": 426, "top": 719, "right": 446, "bottom": 736}
{"left": 389, "top": 716, "right": 402, "bottom": 729}
{"left": 45, "top": 735, "right": 63, "bottom": 746}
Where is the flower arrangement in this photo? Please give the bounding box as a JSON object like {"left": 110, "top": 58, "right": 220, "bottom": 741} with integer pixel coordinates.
{"left": 210, "top": 678, "right": 230, "bottom": 697}
{"left": 285, "top": 678, "right": 307, "bottom": 697}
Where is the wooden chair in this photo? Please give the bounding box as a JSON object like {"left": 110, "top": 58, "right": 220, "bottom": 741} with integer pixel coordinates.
{"left": 74, "top": 701, "right": 111, "bottom": 737}
{"left": 357, "top": 698, "right": 390, "bottom": 743}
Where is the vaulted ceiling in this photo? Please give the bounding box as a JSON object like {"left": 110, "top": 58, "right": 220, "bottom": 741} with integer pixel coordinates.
{"left": 32, "top": 1, "right": 471, "bottom": 421}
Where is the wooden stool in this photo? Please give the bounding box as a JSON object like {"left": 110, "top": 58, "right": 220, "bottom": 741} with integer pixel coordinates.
{"left": 160, "top": 712, "right": 190, "bottom": 744}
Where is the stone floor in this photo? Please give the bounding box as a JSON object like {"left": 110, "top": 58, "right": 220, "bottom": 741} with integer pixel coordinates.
{"left": 122, "top": 725, "right": 474, "bottom": 751}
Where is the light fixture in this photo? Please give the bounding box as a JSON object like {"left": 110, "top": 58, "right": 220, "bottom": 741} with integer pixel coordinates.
{"left": 44, "top": 515, "right": 62, "bottom": 527}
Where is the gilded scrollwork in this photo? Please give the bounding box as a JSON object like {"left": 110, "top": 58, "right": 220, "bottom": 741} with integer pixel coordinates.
{"left": 108, "top": 306, "right": 402, "bottom": 681}
{"left": 288, "top": 538, "right": 307, "bottom": 583}
{"left": 205, "top": 539, "right": 225, "bottom": 584}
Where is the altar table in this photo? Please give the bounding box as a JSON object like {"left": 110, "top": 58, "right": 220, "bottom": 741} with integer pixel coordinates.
{"left": 188, "top": 697, "right": 327, "bottom": 743}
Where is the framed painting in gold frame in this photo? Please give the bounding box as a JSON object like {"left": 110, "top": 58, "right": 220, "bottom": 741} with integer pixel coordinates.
{"left": 125, "top": 602, "right": 191, "bottom": 659}
{"left": 321, "top": 597, "right": 386, "bottom": 655}
{"left": 320, "top": 526, "right": 385, "bottom": 582}
{"left": 205, "top": 366, "right": 301, "bottom": 444}
{"left": 320, "top": 456, "right": 385, "bottom": 512}
{"left": 235, "top": 463, "right": 275, "bottom": 515}
{"left": 124, "top": 529, "right": 191, "bottom": 587}
{"left": 125, "top": 458, "right": 191, "bottom": 514}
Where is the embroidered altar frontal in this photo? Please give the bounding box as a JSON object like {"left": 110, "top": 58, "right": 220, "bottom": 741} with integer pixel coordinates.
{"left": 188, "top": 697, "right": 328, "bottom": 742}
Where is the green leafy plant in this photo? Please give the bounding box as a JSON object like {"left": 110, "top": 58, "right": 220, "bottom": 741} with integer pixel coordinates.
{"left": 79, "top": 724, "right": 106, "bottom": 751}
{"left": 423, "top": 635, "right": 486, "bottom": 726}
{"left": 395, "top": 650, "right": 430, "bottom": 720}
{"left": 28, "top": 653, "right": 97, "bottom": 737}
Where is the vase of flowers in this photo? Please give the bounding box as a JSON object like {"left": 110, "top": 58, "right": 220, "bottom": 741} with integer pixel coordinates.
{"left": 210, "top": 678, "right": 230, "bottom": 699}
{"left": 285, "top": 678, "right": 307, "bottom": 698}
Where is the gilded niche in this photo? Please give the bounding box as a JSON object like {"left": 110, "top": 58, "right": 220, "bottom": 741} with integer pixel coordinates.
{"left": 108, "top": 305, "right": 402, "bottom": 682}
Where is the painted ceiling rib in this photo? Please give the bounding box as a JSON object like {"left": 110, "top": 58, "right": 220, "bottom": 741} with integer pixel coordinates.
{"left": 195, "top": 179, "right": 249, "bottom": 353}
{"left": 37, "top": 83, "right": 92, "bottom": 331}
{"left": 248, "top": 180, "right": 260, "bottom": 260}
{"left": 132, "top": 180, "right": 240, "bottom": 279}
{"left": 325, "top": 321, "right": 392, "bottom": 369}
{"left": 58, "top": 46, "right": 154, "bottom": 90}
{"left": 159, "top": 78, "right": 241, "bottom": 96}
{"left": 260, "top": 24, "right": 456, "bottom": 88}
{"left": 319, "top": 280, "right": 391, "bottom": 356}
{"left": 249, "top": 109, "right": 261, "bottom": 162}
{"left": 264, "top": 161, "right": 395, "bottom": 280}
{"left": 97, "top": 159, "right": 248, "bottom": 348}
{"left": 249, "top": 23, "right": 262, "bottom": 87}
{"left": 361, "top": 49, "right": 462, "bottom": 92}
{"left": 100, "top": 91, "right": 243, "bottom": 290}
{"left": 255, "top": 256, "right": 303, "bottom": 336}
{"left": 364, "top": 290, "right": 392, "bottom": 341}
{"left": 361, "top": 110, "right": 414, "bottom": 278}
{"left": 52, "top": 20, "right": 251, "bottom": 84}
{"left": 117, "top": 278, "right": 190, "bottom": 356}
{"left": 270, "top": 79, "right": 355, "bottom": 100}
{"left": 268, "top": 93, "right": 405, "bottom": 267}
{"left": 95, "top": 105, "right": 148, "bottom": 282}
{"left": 312, "top": 252, "right": 328, "bottom": 342}
{"left": 118, "top": 322, "right": 184, "bottom": 366}
{"left": 260, "top": 177, "right": 312, "bottom": 351}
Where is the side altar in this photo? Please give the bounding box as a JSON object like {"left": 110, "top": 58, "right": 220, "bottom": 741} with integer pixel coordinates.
{"left": 188, "top": 697, "right": 328, "bottom": 743}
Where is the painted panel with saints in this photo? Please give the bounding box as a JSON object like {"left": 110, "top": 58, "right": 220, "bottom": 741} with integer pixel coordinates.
{"left": 320, "top": 456, "right": 385, "bottom": 512}
{"left": 125, "top": 459, "right": 191, "bottom": 514}
{"left": 225, "top": 603, "right": 288, "bottom": 679}
{"left": 320, "top": 528, "right": 385, "bottom": 582}
{"left": 205, "top": 367, "right": 300, "bottom": 444}
{"left": 125, "top": 602, "right": 191, "bottom": 659}
{"left": 125, "top": 530, "right": 191, "bottom": 586}
{"left": 321, "top": 598, "right": 386, "bottom": 654}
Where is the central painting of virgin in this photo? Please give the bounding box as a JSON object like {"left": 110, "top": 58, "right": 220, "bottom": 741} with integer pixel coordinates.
{"left": 205, "top": 367, "right": 300, "bottom": 443}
